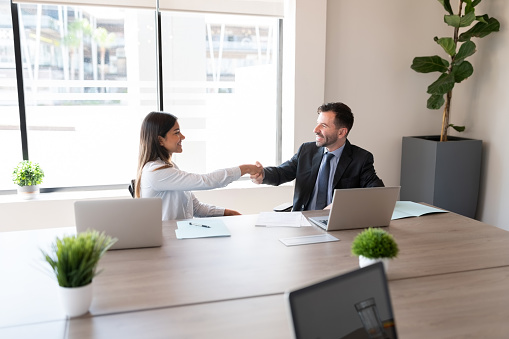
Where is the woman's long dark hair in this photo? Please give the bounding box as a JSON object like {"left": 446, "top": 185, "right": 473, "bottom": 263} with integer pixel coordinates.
{"left": 135, "top": 111, "right": 177, "bottom": 198}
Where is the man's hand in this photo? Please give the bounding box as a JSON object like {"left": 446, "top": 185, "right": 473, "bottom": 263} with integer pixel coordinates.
{"left": 250, "top": 161, "right": 264, "bottom": 185}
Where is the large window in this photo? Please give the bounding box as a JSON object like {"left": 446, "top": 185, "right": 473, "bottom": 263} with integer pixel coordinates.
{"left": 14, "top": 4, "right": 156, "bottom": 189}
{"left": 160, "top": 12, "right": 279, "bottom": 172}
{"left": 0, "top": 0, "right": 281, "bottom": 192}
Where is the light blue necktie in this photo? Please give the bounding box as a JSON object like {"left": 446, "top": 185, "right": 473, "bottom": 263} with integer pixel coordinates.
{"left": 315, "top": 152, "right": 334, "bottom": 210}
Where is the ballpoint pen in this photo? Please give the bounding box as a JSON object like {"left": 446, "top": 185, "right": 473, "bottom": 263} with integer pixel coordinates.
{"left": 189, "top": 222, "right": 211, "bottom": 228}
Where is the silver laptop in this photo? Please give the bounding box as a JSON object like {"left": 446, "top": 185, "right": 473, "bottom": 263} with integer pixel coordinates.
{"left": 74, "top": 198, "right": 163, "bottom": 250}
{"left": 286, "top": 262, "right": 398, "bottom": 339}
{"left": 308, "top": 186, "right": 400, "bottom": 231}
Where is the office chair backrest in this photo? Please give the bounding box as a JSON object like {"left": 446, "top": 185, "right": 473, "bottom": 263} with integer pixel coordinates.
{"left": 128, "top": 179, "right": 135, "bottom": 198}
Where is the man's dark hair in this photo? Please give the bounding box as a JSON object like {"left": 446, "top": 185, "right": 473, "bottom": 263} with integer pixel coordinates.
{"left": 317, "top": 102, "right": 354, "bottom": 133}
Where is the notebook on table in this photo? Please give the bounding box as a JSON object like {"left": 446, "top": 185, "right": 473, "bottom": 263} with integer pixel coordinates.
{"left": 74, "top": 198, "right": 163, "bottom": 250}
{"left": 286, "top": 262, "right": 398, "bottom": 339}
{"left": 307, "top": 186, "right": 400, "bottom": 231}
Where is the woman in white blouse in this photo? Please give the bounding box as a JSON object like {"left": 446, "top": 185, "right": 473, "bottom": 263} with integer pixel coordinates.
{"left": 135, "top": 111, "right": 262, "bottom": 220}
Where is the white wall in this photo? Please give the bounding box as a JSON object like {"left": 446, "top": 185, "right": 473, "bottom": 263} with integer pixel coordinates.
{"left": 280, "top": 0, "right": 328, "bottom": 160}
{"left": 323, "top": 1, "right": 509, "bottom": 230}
{"left": 290, "top": 0, "right": 328, "bottom": 151}
{"left": 466, "top": 0, "right": 509, "bottom": 229}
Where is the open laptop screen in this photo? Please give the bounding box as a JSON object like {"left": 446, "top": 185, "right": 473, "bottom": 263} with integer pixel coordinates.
{"left": 286, "top": 262, "right": 397, "bottom": 339}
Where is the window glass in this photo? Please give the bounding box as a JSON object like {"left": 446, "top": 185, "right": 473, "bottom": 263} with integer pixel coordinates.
{"left": 0, "top": 0, "right": 24, "bottom": 190}
{"left": 160, "top": 11, "right": 278, "bottom": 173}
{"left": 18, "top": 3, "right": 157, "bottom": 187}
{"left": 2, "top": 3, "right": 280, "bottom": 191}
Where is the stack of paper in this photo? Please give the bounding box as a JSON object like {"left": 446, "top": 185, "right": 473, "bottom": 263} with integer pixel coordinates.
{"left": 175, "top": 219, "right": 231, "bottom": 239}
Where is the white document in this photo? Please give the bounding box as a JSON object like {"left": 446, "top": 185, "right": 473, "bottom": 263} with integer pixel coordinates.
{"left": 279, "top": 234, "right": 339, "bottom": 246}
{"left": 391, "top": 201, "right": 447, "bottom": 220}
{"left": 256, "top": 211, "right": 311, "bottom": 227}
{"left": 175, "top": 219, "right": 231, "bottom": 239}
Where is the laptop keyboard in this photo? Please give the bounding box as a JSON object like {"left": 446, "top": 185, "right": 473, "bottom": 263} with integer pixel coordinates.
{"left": 322, "top": 219, "right": 328, "bottom": 226}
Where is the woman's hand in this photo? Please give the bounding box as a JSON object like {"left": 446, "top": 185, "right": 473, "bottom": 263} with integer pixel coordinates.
{"left": 224, "top": 209, "right": 241, "bottom": 216}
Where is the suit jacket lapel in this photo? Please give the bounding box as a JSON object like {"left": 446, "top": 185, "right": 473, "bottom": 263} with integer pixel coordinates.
{"left": 333, "top": 139, "right": 352, "bottom": 187}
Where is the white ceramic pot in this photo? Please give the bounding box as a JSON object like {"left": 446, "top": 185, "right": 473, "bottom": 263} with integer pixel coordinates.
{"left": 17, "top": 185, "right": 40, "bottom": 200}
{"left": 358, "top": 255, "right": 390, "bottom": 271}
{"left": 58, "top": 282, "right": 93, "bottom": 317}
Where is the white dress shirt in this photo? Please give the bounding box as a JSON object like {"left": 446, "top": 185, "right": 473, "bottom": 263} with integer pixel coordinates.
{"left": 140, "top": 159, "right": 241, "bottom": 220}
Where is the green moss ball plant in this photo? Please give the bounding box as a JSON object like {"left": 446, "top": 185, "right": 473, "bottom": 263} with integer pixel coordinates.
{"left": 351, "top": 228, "right": 399, "bottom": 269}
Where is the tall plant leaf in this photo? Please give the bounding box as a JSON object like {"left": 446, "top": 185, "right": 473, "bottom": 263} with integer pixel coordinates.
{"left": 427, "top": 73, "right": 455, "bottom": 95}
{"left": 460, "top": 11, "right": 476, "bottom": 27}
{"left": 459, "top": 17, "right": 500, "bottom": 41}
{"left": 427, "top": 94, "right": 446, "bottom": 110}
{"left": 450, "top": 124, "right": 466, "bottom": 132}
{"left": 435, "top": 37, "right": 456, "bottom": 56}
{"left": 444, "top": 14, "right": 460, "bottom": 28}
{"left": 454, "top": 41, "right": 476, "bottom": 64}
{"left": 452, "top": 61, "right": 474, "bottom": 83}
{"left": 464, "top": 0, "right": 474, "bottom": 14}
{"left": 437, "top": 0, "right": 453, "bottom": 15}
{"left": 476, "top": 15, "right": 488, "bottom": 24}
{"left": 445, "top": 11, "right": 476, "bottom": 28}
{"left": 411, "top": 56, "right": 449, "bottom": 73}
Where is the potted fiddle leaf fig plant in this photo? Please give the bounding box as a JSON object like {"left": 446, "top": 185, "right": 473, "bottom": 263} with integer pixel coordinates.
{"left": 41, "top": 230, "right": 117, "bottom": 317}
{"left": 411, "top": 0, "right": 499, "bottom": 141}
{"left": 12, "top": 160, "right": 44, "bottom": 199}
{"left": 351, "top": 228, "right": 399, "bottom": 271}
{"left": 401, "top": 0, "right": 500, "bottom": 218}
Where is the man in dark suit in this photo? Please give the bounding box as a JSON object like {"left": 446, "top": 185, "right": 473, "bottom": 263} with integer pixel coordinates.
{"left": 250, "top": 102, "right": 384, "bottom": 211}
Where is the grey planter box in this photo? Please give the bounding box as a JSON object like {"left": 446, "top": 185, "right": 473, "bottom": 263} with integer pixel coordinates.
{"left": 400, "top": 136, "right": 482, "bottom": 218}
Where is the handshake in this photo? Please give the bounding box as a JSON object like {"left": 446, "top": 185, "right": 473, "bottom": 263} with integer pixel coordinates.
{"left": 239, "top": 161, "right": 264, "bottom": 184}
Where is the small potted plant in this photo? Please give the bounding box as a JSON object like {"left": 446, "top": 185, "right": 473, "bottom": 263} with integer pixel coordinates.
{"left": 351, "top": 228, "right": 399, "bottom": 270}
{"left": 12, "top": 160, "right": 44, "bottom": 199}
{"left": 41, "top": 230, "right": 117, "bottom": 317}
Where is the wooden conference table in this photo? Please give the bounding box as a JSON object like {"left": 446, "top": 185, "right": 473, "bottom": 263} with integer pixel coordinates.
{"left": 3, "top": 210, "right": 509, "bottom": 338}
